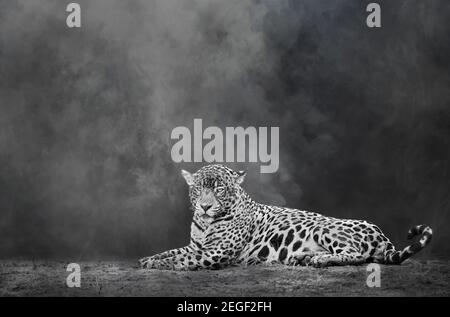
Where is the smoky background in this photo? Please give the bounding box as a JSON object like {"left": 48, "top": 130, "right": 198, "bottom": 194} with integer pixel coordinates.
{"left": 0, "top": 0, "right": 449, "bottom": 259}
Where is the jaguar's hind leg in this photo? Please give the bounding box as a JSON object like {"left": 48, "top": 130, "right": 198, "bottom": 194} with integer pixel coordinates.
{"left": 309, "top": 251, "right": 367, "bottom": 267}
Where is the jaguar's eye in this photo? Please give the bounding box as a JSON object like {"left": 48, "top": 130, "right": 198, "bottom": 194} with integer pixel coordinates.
{"left": 215, "top": 187, "right": 225, "bottom": 195}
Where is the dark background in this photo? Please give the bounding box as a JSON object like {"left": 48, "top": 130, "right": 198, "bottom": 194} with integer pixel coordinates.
{"left": 0, "top": 0, "right": 449, "bottom": 260}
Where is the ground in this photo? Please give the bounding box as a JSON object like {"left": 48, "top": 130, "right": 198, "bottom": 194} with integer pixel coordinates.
{"left": 0, "top": 259, "right": 449, "bottom": 296}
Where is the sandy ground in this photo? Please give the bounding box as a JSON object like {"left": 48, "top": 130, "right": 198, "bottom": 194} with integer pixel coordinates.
{"left": 0, "top": 259, "right": 449, "bottom": 296}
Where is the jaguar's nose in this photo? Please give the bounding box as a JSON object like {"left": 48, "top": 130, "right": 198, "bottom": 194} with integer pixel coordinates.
{"left": 200, "top": 204, "right": 213, "bottom": 212}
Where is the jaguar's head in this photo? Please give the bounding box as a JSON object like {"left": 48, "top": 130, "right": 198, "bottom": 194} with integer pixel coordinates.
{"left": 181, "top": 164, "right": 247, "bottom": 221}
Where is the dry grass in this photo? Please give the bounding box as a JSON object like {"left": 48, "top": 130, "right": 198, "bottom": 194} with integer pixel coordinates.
{"left": 0, "top": 259, "right": 449, "bottom": 296}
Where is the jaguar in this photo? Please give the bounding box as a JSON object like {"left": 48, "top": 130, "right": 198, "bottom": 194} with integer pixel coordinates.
{"left": 139, "top": 164, "right": 432, "bottom": 270}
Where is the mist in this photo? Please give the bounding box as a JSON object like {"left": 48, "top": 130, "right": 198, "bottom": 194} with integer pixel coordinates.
{"left": 0, "top": 0, "right": 449, "bottom": 259}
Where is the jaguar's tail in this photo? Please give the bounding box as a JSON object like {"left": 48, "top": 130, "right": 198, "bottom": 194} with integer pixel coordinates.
{"left": 382, "top": 224, "right": 432, "bottom": 265}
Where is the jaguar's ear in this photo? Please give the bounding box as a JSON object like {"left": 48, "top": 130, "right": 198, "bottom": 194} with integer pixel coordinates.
{"left": 235, "top": 170, "right": 246, "bottom": 185}
{"left": 181, "top": 169, "right": 194, "bottom": 186}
